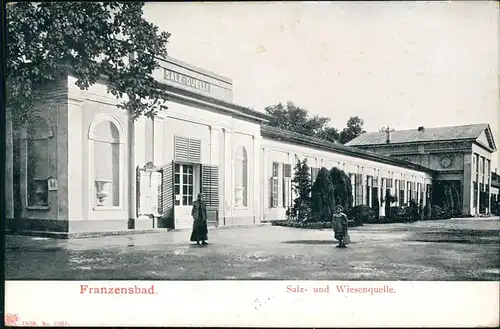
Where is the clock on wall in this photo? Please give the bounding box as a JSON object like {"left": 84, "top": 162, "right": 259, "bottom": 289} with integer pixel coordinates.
{"left": 439, "top": 155, "right": 453, "bottom": 168}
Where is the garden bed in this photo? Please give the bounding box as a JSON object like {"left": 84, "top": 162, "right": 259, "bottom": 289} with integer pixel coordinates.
{"left": 271, "top": 220, "right": 357, "bottom": 229}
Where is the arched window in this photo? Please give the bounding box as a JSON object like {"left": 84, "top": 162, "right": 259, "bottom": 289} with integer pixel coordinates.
{"left": 89, "top": 116, "right": 123, "bottom": 208}
{"left": 234, "top": 146, "right": 248, "bottom": 207}
{"left": 25, "top": 116, "right": 53, "bottom": 207}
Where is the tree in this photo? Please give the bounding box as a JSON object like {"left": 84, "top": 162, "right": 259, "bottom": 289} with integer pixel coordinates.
{"left": 6, "top": 2, "right": 170, "bottom": 123}
{"left": 339, "top": 116, "right": 366, "bottom": 144}
{"left": 265, "top": 102, "right": 330, "bottom": 137}
{"left": 264, "top": 102, "right": 366, "bottom": 144}
{"left": 290, "top": 158, "right": 312, "bottom": 221}
{"left": 329, "top": 167, "right": 353, "bottom": 211}
{"left": 310, "top": 168, "right": 335, "bottom": 222}
{"left": 379, "top": 126, "right": 395, "bottom": 132}
{"left": 316, "top": 126, "right": 340, "bottom": 144}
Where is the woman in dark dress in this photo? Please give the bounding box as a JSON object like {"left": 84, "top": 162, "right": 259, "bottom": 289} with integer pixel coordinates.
{"left": 190, "top": 193, "right": 208, "bottom": 245}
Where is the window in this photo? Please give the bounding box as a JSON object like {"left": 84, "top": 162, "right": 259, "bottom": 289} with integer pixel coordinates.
{"left": 90, "top": 118, "right": 122, "bottom": 208}
{"left": 366, "top": 175, "right": 373, "bottom": 206}
{"left": 349, "top": 173, "right": 356, "bottom": 205}
{"left": 174, "top": 164, "right": 194, "bottom": 206}
{"left": 270, "top": 162, "right": 279, "bottom": 208}
{"left": 283, "top": 164, "right": 292, "bottom": 208}
{"left": 387, "top": 177, "right": 393, "bottom": 188}
{"left": 26, "top": 116, "right": 52, "bottom": 207}
{"left": 272, "top": 162, "right": 279, "bottom": 177}
{"left": 234, "top": 146, "right": 248, "bottom": 207}
{"left": 395, "top": 179, "right": 400, "bottom": 205}
{"left": 380, "top": 178, "right": 386, "bottom": 201}
{"left": 407, "top": 181, "right": 412, "bottom": 202}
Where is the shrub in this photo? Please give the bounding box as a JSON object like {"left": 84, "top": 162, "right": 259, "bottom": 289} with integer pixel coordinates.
{"left": 454, "top": 212, "right": 473, "bottom": 218}
{"left": 329, "top": 167, "right": 353, "bottom": 212}
{"left": 383, "top": 192, "right": 397, "bottom": 218}
{"left": 290, "top": 158, "right": 312, "bottom": 221}
{"left": 431, "top": 205, "right": 452, "bottom": 220}
{"left": 310, "top": 168, "right": 335, "bottom": 222}
{"left": 347, "top": 205, "right": 374, "bottom": 225}
{"left": 271, "top": 219, "right": 361, "bottom": 229}
{"left": 423, "top": 205, "right": 431, "bottom": 219}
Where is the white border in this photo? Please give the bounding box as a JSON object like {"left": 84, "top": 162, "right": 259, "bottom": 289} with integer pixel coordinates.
{"left": 4, "top": 280, "right": 499, "bottom": 327}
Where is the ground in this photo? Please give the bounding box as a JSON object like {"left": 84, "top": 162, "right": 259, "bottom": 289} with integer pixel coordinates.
{"left": 5, "top": 217, "right": 500, "bottom": 280}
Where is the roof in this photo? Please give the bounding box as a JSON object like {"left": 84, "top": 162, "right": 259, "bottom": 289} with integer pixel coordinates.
{"left": 346, "top": 124, "right": 493, "bottom": 147}
{"left": 162, "top": 83, "right": 272, "bottom": 123}
{"left": 260, "top": 125, "right": 435, "bottom": 173}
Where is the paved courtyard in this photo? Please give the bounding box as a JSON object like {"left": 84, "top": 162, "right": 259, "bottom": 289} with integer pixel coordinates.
{"left": 5, "top": 217, "right": 500, "bottom": 281}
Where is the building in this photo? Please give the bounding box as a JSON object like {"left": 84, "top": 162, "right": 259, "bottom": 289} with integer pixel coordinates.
{"left": 491, "top": 170, "right": 500, "bottom": 215}
{"left": 4, "top": 56, "right": 496, "bottom": 238}
{"left": 347, "top": 125, "right": 498, "bottom": 215}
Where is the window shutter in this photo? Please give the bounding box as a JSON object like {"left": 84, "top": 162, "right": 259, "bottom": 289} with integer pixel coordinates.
{"left": 270, "top": 177, "right": 278, "bottom": 208}
{"left": 355, "top": 173, "right": 363, "bottom": 205}
{"left": 284, "top": 164, "right": 292, "bottom": 178}
{"left": 174, "top": 136, "right": 189, "bottom": 162}
{"left": 189, "top": 139, "right": 202, "bottom": 163}
{"left": 201, "top": 165, "right": 219, "bottom": 209}
{"left": 283, "top": 178, "right": 291, "bottom": 208}
{"left": 159, "top": 161, "right": 174, "bottom": 219}
{"left": 136, "top": 166, "right": 141, "bottom": 217}
{"left": 174, "top": 136, "right": 201, "bottom": 163}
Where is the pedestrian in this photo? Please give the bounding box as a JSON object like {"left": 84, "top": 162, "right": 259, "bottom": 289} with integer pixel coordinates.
{"left": 332, "top": 205, "right": 349, "bottom": 248}
{"left": 190, "top": 193, "right": 208, "bottom": 245}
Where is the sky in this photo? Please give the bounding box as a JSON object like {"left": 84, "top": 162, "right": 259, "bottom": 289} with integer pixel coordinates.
{"left": 143, "top": 1, "right": 499, "bottom": 170}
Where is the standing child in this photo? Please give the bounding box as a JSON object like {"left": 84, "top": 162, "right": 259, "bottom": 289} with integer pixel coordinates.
{"left": 332, "top": 205, "right": 348, "bottom": 248}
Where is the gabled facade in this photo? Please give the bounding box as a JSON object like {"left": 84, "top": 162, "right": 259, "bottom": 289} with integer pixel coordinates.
{"left": 347, "top": 125, "right": 498, "bottom": 214}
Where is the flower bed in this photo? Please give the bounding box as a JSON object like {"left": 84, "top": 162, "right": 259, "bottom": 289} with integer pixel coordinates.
{"left": 272, "top": 220, "right": 357, "bottom": 229}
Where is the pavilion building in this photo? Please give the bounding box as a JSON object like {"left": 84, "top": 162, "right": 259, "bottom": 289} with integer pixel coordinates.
{"left": 4, "top": 56, "right": 497, "bottom": 238}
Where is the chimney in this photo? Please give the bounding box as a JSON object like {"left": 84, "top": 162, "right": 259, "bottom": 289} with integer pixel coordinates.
{"left": 418, "top": 126, "right": 425, "bottom": 132}
{"left": 385, "top": 127, "right": 391, "bottom": 144}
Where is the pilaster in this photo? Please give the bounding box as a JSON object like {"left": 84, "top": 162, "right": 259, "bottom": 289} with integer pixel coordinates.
{"left": 153, "top": 115, "right": 165, "bottom": 166}
{"left": 144, "top": 118, "right": 154, "bottom": 164}
{"left": 67, "top": 98, "right": 84, "bottom": 222}
{"left": 223, "top": 128, "right": 233, "bottom": 223}
{"left": 209, "top": 125, "right": 221, "bottom": 166}
{"left": 5, "top": 110, "right": 14, "bottom": 219}
{"left": 252, "top": 135, "right": 261, "bottom": 223}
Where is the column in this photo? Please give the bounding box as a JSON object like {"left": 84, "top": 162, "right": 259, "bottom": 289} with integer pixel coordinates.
{"left": 463, "top": 153, "right": 472, "bottom": 214}
{"left": 487, "top": 160, "right": 491, "bottom": 214}
{"left": 477, "top": 156, "right": 482, "bottom": 214}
